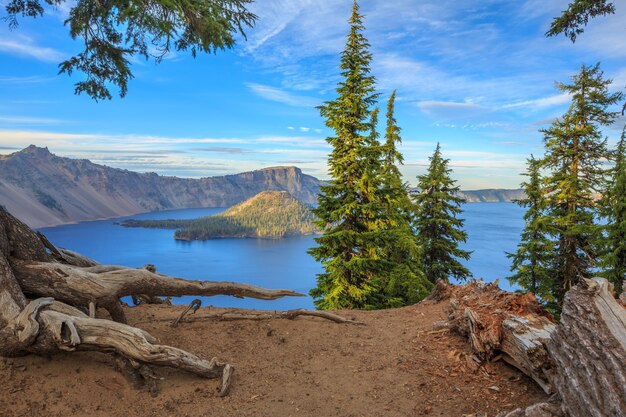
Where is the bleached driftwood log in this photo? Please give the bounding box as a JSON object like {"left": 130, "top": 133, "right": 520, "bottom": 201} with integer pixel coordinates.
{"left": 0, "top": 206, "right": 301, "bottom": 395}
{"left": 13, "top": 259, "right": 303, "bottom": 323}
{"left": 433, "top": 278, "right": 626, "bottom": 417}
{"left": 163, "top": 307, "right": 365, "bottom": 326}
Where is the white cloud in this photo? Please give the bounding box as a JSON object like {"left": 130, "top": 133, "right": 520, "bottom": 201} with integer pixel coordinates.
{"left": 0, "top": 35, "right": 65, "bottom": 62}
{"left": 299, "top": 127, "right": 310, "bottom": 132}
{"left": 502, "top": 93, "right": 571, "bottom": 109}
{"left": 0, "top": 116, "right": 63, "bottom": 124}
{"left": 0, "top": 130, "right": 332, "bottom": 148}
{"left": 245, "top": 82, "right": 319, "bottom": 107}
{"left": 415, "top": 98, "right": 490, "bottom": 122}
{"left": 0, "top": 75, "right": 55, "bottom": 84}
{"left": 416, "top": 101, "right": 482, "bottom": 110}
{"left": 0, "top": 129, "right": 331, "bottom": 178}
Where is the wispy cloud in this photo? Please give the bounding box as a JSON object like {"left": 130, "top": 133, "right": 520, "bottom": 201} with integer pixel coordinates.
{"left": 416, "top": 100, "right": 485, "bottom": 119}
{"left": 0, "top": 35, "right": 65, "bottom": 62}
{"left": 501, "top": 93, "right": 571, "bottom": 109}
{"left": 0, "top": 129, "right": 331, "bottom": 177}
{"left": 0, "top": 116, "right": 63, "bottom": 124}
{"left": 245, "top": 83, "right": 319, "bottom": 107}
{"left": 0, "top": 75, "right": 55, "bottom": 84}
{"left": 0, "top": 130, "right": 331, "bottom": 147}
{"left": 416, "top": 101, "right": 482, "bottom": 110}
{"left": 192, "top": 147, "right": 251, "bottom": 154}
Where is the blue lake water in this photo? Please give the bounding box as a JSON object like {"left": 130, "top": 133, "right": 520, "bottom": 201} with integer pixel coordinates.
{"left": 40, "top": 202, "right": 525, "bottom": 310}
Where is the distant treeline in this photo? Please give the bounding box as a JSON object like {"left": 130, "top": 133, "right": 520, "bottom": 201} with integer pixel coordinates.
{"left": 120, "top": 191, "right": 319, "bottom": 240}
{"left": 121, "top": 219, "right": 193, "bottom": 229}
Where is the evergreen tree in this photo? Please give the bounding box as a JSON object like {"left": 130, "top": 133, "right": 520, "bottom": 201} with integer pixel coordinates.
{"left": 309, "top": 2, "right": 431, "bottom": 309}
{"left": 600, "top": 129, "right": 626, "bottom": 295}
{"left": 381, "top": 91, "right": 410, "bottom": 209}
{"left": 5, "top": 0, "right": 255, "bottom": 99}
{"left": 540, "top": 63, "right": 623, "bottom": 304}
{"left": 546, "top": 0, "right": 616, "bottom": 42}
{"left": 373, "top": 91, "right": 431, "bottom": 307}
{"left": 412, "top": 144, "right": 471, "bottom": 283}
{"left": 507, "top": 156, "right": 555, "bottom": 302}
{"left": 308, "top": 0, "right": 383, "bottom": 310}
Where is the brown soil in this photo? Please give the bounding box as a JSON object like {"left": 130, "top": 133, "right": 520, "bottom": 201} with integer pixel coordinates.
{"left": 0, "top": 300, "right": 546, "bottom": 417}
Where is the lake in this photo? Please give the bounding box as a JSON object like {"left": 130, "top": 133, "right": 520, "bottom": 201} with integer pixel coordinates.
{"left": 40, "top": 202, "right": 525, "bottom": 310}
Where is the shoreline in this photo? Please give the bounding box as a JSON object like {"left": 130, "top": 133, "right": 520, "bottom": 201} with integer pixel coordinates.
{"left": 35, "top": 201, "right": 516, "bottom": 230}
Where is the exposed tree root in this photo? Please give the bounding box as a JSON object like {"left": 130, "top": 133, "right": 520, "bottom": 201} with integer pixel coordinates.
{"left": 0, "top": 206, "right": 302, "bottom": 396}
{"left": 171, "top": 299, "right": 202, "bottom": 327}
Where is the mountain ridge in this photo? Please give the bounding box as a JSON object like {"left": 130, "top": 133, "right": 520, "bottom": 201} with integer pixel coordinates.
{"left": 0, "top": 146, "right": 525, "bottom": 228}
{"left": 0, "top": 145, "right": 322, "bottom": 228}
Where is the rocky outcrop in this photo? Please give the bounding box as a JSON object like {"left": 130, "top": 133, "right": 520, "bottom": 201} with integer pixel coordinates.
{"left": 0, "top": 146, "right": 322, "bottom": 228}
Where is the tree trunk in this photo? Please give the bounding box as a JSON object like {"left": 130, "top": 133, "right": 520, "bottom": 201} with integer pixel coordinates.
{"left": 545, "top": 278, "right": 626, "bottom": 417}
{"left": 432, "top": 278, "right": 626, "bottom": 416}
{"left": 12, "top": 259, "right": 303, "bottom": 323}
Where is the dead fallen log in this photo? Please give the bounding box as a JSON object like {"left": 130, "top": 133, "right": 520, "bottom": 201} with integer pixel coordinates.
{"left": 12, "top": 260, "right": 303, "bottom": 323}
{"left": 433, "top": 278, "right": 626, "bottom": 417}
{"left": 138, "top": 307, "right": 365, "bottom": 327}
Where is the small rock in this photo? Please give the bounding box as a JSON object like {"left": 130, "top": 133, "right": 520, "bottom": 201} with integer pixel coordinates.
{"left": 432, "top": 320, "right": 449, "bottom": 331}
{"left": 488, "top": 385, "right": 500, "bottom": 392}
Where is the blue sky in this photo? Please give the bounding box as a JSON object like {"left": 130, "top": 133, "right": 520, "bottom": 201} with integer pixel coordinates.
{"left": 0, "top": 0, "right": 624, "bottom": 188}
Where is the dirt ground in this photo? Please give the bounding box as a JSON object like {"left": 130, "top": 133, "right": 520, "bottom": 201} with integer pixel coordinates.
{"left": 0, "top": 300, "right": 547, "bottom": 417}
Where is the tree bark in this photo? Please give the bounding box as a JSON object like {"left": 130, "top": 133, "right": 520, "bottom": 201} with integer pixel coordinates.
{"left": 432, "top": 278, "right": 626, "bottom": 416}
{"left": 12, "top": 260, "right": 303, "bottom": 321}
{"left": 545, "top": 278, "right": 626, "bottom": 417}
{"left": 430, "top": 279, "right": 556, "bottom": 393}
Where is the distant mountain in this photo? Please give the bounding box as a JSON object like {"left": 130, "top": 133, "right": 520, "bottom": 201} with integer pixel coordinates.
{"left": 122, "top": 191, "right": 319, "bottom": 239}
{"left": 408, "top": 187, "right": 525, "bottom": 203}
{"left": 0, "top": 145, "right": 322, "bottom": 228}
{"left": 456, "top": 189, "right": 525, "bottom": 203}
{"left": 0, "top": 145, "right": 526, "bottom": 228}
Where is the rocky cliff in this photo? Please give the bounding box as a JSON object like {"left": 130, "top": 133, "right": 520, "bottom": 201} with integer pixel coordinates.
{"left": 0, "top": 146, "right": 322, "bottom": 228}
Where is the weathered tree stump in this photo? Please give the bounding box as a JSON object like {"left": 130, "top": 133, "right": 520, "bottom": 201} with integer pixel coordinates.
{"left": 432, "top": 278, "right": 626, "bottom": 416}
{"left": 429, "top": 279, "right": 556, "bottom": 393}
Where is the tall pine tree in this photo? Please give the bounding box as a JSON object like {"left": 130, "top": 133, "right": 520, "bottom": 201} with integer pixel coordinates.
{"left": 372, "top": 91, "right": 431, "bottom": 307}
{"left": 308, "top": 0, "right": 383, "bottom": 310}
{"left": 309, "top": 2, "right": 431, "bottom": 309}
{"left": 507, "top": 156, "right": 555, "bottom": 302}
{"left": 600, "top": 128, "right": 626, "bottom": 295}
{"left": 541, "top": 63, "right": 623, "bottom": 304}
{"left": 412, "top": 144, "right": 471, "bottom": 283}
{"left": 381, "top": 91, "right": 410, "bottom": 211}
